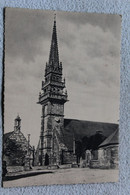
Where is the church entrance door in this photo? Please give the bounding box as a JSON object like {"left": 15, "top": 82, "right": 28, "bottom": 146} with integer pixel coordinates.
{"left": 45, "top": 153, "right": 49, "bottom": 166}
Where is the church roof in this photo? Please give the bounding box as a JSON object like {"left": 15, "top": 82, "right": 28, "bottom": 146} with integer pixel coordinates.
{"left": 4, "top": 131, "right": 14, "bottom": 142}
{"left": 98, "top": 128, "right": 119, "bottom": 148}
{"left": 63, "top": 118, "right": 118, "bottom": 151}
{"left": 4, "top": 130, "right": 32, "bottom": 149}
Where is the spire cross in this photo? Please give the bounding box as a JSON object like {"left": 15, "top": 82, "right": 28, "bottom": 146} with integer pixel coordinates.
{"left": 54, "top": 13, "right": 56, "bottom": 22}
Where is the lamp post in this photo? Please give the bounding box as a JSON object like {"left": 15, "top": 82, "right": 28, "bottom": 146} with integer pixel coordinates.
{"left": 32, "top": 146, "right": 35, "bottom": 167}
{"left": 27, "top": 134, "right": 31, "bottom": 167}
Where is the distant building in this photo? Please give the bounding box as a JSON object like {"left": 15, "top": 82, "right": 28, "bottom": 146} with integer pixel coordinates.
{"left": 3, "top": 115, "right": 33, "bottom": 166}
{"left": 36, "top": 16, "right": 119, "bottom": 167}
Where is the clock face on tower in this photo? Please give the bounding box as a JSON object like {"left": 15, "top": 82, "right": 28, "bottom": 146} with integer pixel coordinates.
{"left": 55, "top": 117, "right": 60, "bottom": 123}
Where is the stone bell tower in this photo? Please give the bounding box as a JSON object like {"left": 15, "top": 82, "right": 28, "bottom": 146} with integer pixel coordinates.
{"left": 38, "top": 15, "right": 68, "bottom": 165}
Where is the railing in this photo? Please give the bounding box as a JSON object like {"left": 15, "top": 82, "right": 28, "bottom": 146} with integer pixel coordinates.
{"left": 42, "top": 80, "right": 65, "bottom": 89}
{"left": 39, "top": 92, "right": 68, "bottom": 102}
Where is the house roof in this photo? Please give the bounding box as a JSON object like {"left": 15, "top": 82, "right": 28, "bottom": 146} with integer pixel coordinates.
{"left": 4, "top": 130, "right": 32, "bottom": 149}
{"left": 98, "top": 128, "right": 119, "bottom": 148}
{"left": 63, "top": 118, "right": 118, "bottom": 151}
{"left": 4, "top": 131, "right": 14, "bottom": 142}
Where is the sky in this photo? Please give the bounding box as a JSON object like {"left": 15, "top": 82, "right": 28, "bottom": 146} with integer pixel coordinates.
{"left": 4, "top": 8, "right": 121, "bottom": 147}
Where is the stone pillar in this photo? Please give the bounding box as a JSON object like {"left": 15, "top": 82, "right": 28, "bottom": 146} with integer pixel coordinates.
{"left": 85, "top": 150, "right": 91, "bottom": 167}
{"left": 24, "top": 154, "right": 31, "bottom": 171}
{"left": 24, "top": 134, "right": 31, "bottom": 171}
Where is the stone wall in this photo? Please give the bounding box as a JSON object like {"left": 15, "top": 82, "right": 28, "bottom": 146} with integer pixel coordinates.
{"left": 7, "top": 166, "right": 24, "bottom": 173}
{"left": 62, "top": 151, "right": 76, "bottom": 164}
{"left": 90, "top": 160, "right": 100, "bottom": 168}
{"left": 90, "top": 145, "right": 118, "bottom": 169}
{"left": 98, "top": 145, "right": 118, "bottom": 169}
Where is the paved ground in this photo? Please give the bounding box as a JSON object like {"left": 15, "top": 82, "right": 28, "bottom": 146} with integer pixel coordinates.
{"left": 3, "top": 168, "right": 119, "bottom": 188}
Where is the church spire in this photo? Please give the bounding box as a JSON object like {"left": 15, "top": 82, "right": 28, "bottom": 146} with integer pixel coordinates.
{"left": 49, "top": 14, "right": 59, "bottom": 66}
{"left": 38, "top": 15, "right": 68, "bottom": 166}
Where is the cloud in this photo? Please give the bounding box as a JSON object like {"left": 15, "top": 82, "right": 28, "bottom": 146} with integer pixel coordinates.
{"left": 5, "top": 8, "right": 54, "bottom": 63}
{"left": 58, "top": 11, "right": 121, "bottom": 39}
{"left": 58, "top": 22, "right": 120, "bottom": 90}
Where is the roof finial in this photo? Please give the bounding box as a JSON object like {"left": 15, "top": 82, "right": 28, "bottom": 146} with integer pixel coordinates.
{"left": 54, "top": 13, "right": 56, "bottom": 22}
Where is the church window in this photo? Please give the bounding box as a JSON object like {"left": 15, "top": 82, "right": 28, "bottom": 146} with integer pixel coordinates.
{"left": 44, "top": 105, "right": 48, "bottom": 115}
{"left": 42, "top": 106, "right": 45, "bottom": 116}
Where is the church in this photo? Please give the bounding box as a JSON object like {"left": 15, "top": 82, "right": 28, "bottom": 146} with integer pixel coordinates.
{"left": 35, "top": 16, "right": 119, "bottom": 167}
{"left": 3, "top": 115, "right": 33, "bottom": 167}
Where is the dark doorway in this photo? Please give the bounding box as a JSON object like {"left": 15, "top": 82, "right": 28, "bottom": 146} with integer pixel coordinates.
{"left": 60, "top": 150, "right": 64, "bottom": 165}
{"left": 45, "top": 153, "right": 49, "bottom": 166}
